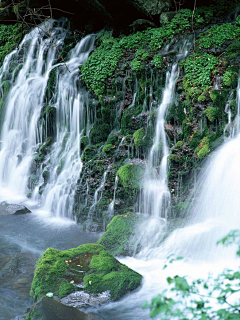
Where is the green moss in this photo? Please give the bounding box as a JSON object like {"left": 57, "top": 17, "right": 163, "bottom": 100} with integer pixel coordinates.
{"left": 81, "top": 145, "right": 99, "bottom": 162}
{"left": 90, "top": 123, "right": 111, "bottom": 144}
{"left": 102, "top": 143, "right": 113, "bottom": 153}
{"left": 198, "top": 94, "right": 206, "bottom": 102}
{"left": 225, "top": 40, "right": 240, "bottom": 59}
{"left": 133, "top": 128, "right": 145, "bottom": 149}
{"left": 121, "top": 107, "right": 144, "bottom": 135}
{"left": 25, "top": 309, "right": 41, "bottom": 320}
{"left": 194, "top": 137, "right": 210, "bottom": 160}
{"left": 84, "top": 270, "right": 142, "bottom": 301}
{"left": 222, "top": 69, "right": 238, "bottom": 87}
{"left": 174, "top": 141, "right": 183, "bottom": 149}
{"left": 80, "top": 136, "right": 89, "bottom": 150}
{"left": 197, "top": 144, "right": 210, "bottom": 160}
{"left": 31, "top": 243, "right": 142, "bottom": 302}
{"left": 98, "top": 214, "right": 140, "bottom": 256}
{"left": 117, "top": 164, "right": 144, "bottom": 191}
{"left": 0, "top": 24, "right": 24, "bottom": 66}
{"left": 205, "top": 107, "right": 218, "bottom": 122}
{"left": 169, "top": 154, "right": 180, "bottom": 163}
{"left": 57, "top": 280, "right": 76, "bottom": 298}
{"left": 130, "top": 58, "right": 145, "bottom": 73}
{"left": 45, "top": 68, "right": 58, "bottom": 100}
{"left": 80, "top": 8, "right": 201, "bottom": 98}
{"left": 210, "top": 91, "right": 219, "bottom": 102}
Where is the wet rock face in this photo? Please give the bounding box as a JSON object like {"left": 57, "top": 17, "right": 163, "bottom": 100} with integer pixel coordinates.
{"left": 20, "top": 297, "right": 98, "bottom": 320}
{"left": 130, "top": 0, "right": 171, "bottom": 15}
{"left": 60, "top": 290, "right": 110, "bottom": 309}
{"left": 0, "top": 252, "right": 37, "bottom": 299}
{"left": 0, "top": 202, "right": 31, "bottom": 215}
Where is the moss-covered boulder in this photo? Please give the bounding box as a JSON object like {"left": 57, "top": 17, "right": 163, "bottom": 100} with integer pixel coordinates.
{"left": 98, "top": 214, "right": 142, "bottom": 256}
{"left": 30, "top": 243, "right": 142, "bottom": 302}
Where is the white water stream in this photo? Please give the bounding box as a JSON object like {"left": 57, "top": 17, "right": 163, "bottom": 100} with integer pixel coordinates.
{"left": 135, "top": 40, "right": 191, "bottom": 254}
{"left": 0, "top": 20, "right": 95, "bottom": 219}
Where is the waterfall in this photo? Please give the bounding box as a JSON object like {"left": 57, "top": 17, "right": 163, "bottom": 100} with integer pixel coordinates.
{"left": 135, "top": 39, "right": 191, "bottom": 255}
{"left": 148, "top": 74, "right": 240, "bottom": 261}
{"left": 0, "top": 20, "right": 68, "bottom": 200}
{"left": 34, "top": 35, "right": 95, "bottom": 219}
{"left": 0, "top": 20, "right": 95, "bottom": 219}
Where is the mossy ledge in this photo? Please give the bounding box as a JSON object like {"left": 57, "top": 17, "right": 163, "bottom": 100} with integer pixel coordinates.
{"left": 98, "top": 213, "right": 143, "bottom": 256}
{"left": 30, "top": 243, "right": 142, "bottom": 302}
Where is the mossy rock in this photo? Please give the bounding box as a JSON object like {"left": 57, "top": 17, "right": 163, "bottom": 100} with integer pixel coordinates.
{"left": 222, "top": 69, "right": 238, "bottom": 87}
{"left": 98, "top": 214, "right": 141, "bottom": 256}
{"left": 102, "top": 143, "right": 113, "bottom": 153}
{"left": 133, "top": 127, "right": 145, "bottom": 149}
{"left": 30, "top": 243, "right": 142, "bottom": 302}
{"left": 117, "top": 164, "right": 144, "bottom": 191}
{"left": 205, "top": 106, "right": 218, "bottom": 122}
{"left": 80, "top": 136, "right": 89, "bottom": 150}
{"left": 194, "top": 137, "right": 210, "bottom": 160}
{"left": 174, "top": 141, "right": 183, "bottom": 149}
{"left": 90, "top": 123, "right": 111, "bottom": 144}
{"left": 81, "top": 145, "right": 98, "bottom": 162}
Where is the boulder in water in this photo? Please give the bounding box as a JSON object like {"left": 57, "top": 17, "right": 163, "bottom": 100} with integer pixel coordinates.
{"left": 30, "top": 243, "right": 142, "bottom": 303}
{"left": 16, "top": 297, "right": 97, "bottom": 320}
{"left": 0, "top": 201, "right": 31, "bottom": 215}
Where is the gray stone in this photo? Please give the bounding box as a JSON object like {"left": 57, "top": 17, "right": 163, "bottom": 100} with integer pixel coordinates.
{"left": 130, "top": 0, "right": 171, "bottom": 16}
{"left": 160, "top": 11, "right": 177, "bottom": 25}
{"left": 130, "top": 19, "right": 156, "bottom": 32}
{"left": 0, "top": 201, "right": 31, "bottom": 215}
{"left": 60, "top": 290, "right": 111, "bottom": 308}
{"left": 24, "top": 297, "right": 98, "bottom": 320}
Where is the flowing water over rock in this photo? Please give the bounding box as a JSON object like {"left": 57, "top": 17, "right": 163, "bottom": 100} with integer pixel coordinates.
{"left": 0, "top": 20, "right": 68, "bottom": 200}
{"left": 0, "top": 20, "right": 95, "bottom": 219}
{"left": 135, "top": 39, "right": 191, "bottom": 255}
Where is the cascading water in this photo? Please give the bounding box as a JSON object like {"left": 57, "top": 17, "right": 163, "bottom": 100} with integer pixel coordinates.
{"left": 135, "top": 39, "right": 191, "bottom": 254}
{"left": 34, "top": 35, "right": 95, "bottom": 219}
{"left": 154, "top": 73, "right": 240, "bottom": 262}
{"left": 0, "top": 20, "right": 69, "bottom": 200}
{"left": 0, "top": 20, "right": 95, "bottom": 219}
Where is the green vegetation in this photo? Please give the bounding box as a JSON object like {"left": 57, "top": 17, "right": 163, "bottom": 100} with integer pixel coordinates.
{"left": 102, "top": 143, "right": 113, "bottom": 153}
{"left": 80, "top": 38, "right": 123, "bottom": 98}
{"left": 133, "top": 128, "right": 145, "bottom": 149}
{"left": 205, "top": 106, "right": 218, "bottom": 122}
{"left": 98, "top": 214, "right": 141, "bottom": 255}
{"left": 152, "top": 55, "right": 163, "bottom": 68}
{"left": 222, "top": 68, "right": 239, "bottom": 87}
{"left": 90, "top": 122, "right": 111, "bottom": 144}
{"left": 30, "top": 243, "right": 142, "bottom": 302}
{"left": 0, "top": 24, "right": 24, "bottom": 66}
{"left": 181, "top": 53, "right": 218, "bottom": 89}
{"left": 174, "top": 141, "right": 183, "bottom": 149}
{"left": 145, "top": 230, "right": 240, "bottom": 319}
{"left": 197, "top": 23, "right": 240, "bottom": 50}
{"left": 80, "top": 8, "right": 207, "bottom": 99}
{"left": 194, "top": 137, "right": 210, "bottom": 160}
{"left": 117, "top": 164, "right": 144, "bottom": 191}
